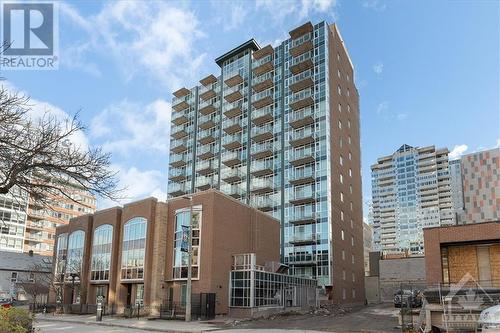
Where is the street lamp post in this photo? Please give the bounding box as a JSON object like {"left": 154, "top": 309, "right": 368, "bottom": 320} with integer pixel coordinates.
{"left": 182, "top": 195, "right": 194, "bottom": 322}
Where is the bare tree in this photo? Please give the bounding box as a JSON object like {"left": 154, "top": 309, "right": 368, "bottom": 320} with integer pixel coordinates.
{"left": 0, "top": 86, "right": 121, "bottom": 207}
{"left": 15, "top": 259, "right": 52, "bottom": 311}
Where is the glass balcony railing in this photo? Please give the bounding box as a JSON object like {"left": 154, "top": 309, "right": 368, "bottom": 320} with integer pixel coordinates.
{"left": 197, "top": 145, "right": 216, "bottom": 159}
{"left": 289, "top": 69, "right": 314, "bottom": 93}
{"left": 251, "top": 141, "right": 276, "bottom": 159}
{"left": 170, "top": 138, "right": 188, "bottom": 152}
{"left": 287, "top": 253, "right": 316, "bottom": 265}
{"left": 172, "top": 108, "right": 189, "bottom": 125}
{"left": 251, "top": 123, "right": 274, "bottom": 142}
{"left": 251, "top": 105, "right": 274, "bottom": 125}
{"left": 221, "top": 168, "right": 245, "bottom": 184}
{"left": 290, "top": 51, "right": 314, "bottom": 74}
{"left": 252, "top": 54, "right": 274, "bottom": 76}
{"left": 195, "top": 159, "right": 216, "bottom": 175}
{"left": 289, "top": 232, "right": 318, "bottom": 245}
{"left": 251, "top": 195, "right": 277, "bottom": 211}
{"left": 290, "top": 185, "right": 316, "bottom": 204}
{"left": 251, "top": 159, "right": 275, "bottom": 176}
{"left": 224, "top": 84, "right": 244, "bottom": 103}
{"left": 289, "top": 107, "right": 314, "bottom": 129}
{"left": 172, "top": 95, "right": 190, "bottom": 112}
{"left": 224, "top": 70, "right": 244, "bottom": 87}
{"left": 199, "top": 99, "right": 219, "bottom": 115}
{"left": 168, "top": 181, "right": 188, "bottom": 195}
{"left": 222, "top": 150, "right": 246, "bottom": 167}
{"left": 222, "top": 116, "right": 244, "bottom": 134}
{"left": 289, "top": 126, "right": 315, "bottom": 147}
{"left": 170, "top": 153, "right": 188, "bottom": 167}
{"left": 253, "top": 71, "right": 273, "bottom": 86}
{"left": 289, "top": 208, "right": 316, "bottom": 224}
{"left": 289, "top": 88, "right": 313, "bottom": 105}
{"left": 289, "top": 144, "right": 315, "bottom": 165}
{"left": 289, "top": 166, "right": 315, "bottom": 184}
{"left": 222, "top": 133, "right": 245, "bottom": 149}
{"left": 251, "top": 88, "right": 274, "bottom": 109}
{"left": 169, "top": 167, "right": 187, "bottom": 181}
{"left": 251, "top": 177, "right": 274, "bottom": 194}
{"left": 290, "top": 32, "right": 312, "bottom": 49}
{"left": 289, "top": 33, "right": 313, "bottom": 58}
{"left": 198, "top": 113, "right": 217, "bottom": 129}
{"left": 221, "top": 183, "right": 246, "bottom": 198}
{"left": 171, "top": 124, "right": 190, "bottom": 139}
{"left": 198, "top": 128, "right": 216, "bottom": 144}
{"left": 195, "top": 176, "right": 214, "bottom": 189}
{"left": 223, "top": 100, "right": 245, "bottom": 118}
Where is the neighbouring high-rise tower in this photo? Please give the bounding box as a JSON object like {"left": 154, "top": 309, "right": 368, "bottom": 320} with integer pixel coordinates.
{"left": 167, "top": 21, "right": 364, "bottom": 302}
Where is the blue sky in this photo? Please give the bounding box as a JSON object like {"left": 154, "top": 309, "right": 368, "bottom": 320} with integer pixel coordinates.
{"left": 3, "top": 0, "right": 499, "bottom": 213}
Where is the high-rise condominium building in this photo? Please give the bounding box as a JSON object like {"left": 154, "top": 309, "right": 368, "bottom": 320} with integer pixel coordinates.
{"left": 460, "top": 148, "right": 500, "bottom": 223}
{"left": 0, "top": 177, "right": 96, "bottom": 256}
{"left": 449, "top": 159, "right": 465, "bottom": 221}
{"left": 168, "top": 21, "right": 364, "bottom": 302}
{"left": 371, "top": 145, "right": 454, "bottom": 255}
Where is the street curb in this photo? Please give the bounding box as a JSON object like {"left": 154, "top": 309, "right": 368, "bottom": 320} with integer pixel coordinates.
{"left": 36, "top": 317, "right": 215, "bottom": 333}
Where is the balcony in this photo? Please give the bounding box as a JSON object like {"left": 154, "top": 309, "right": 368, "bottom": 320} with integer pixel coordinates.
{"left": 197, "top": 145, "right": 215, "bottom": 160}
{"left": 168, "top": 182, "right": 187, "bottom": 196}
{"left": 252, "top": 88, "right": 274, "bottom": 110}
{"left": 290, "top": 51, "right": 314, "bottom": 75}
{"left": 199, "top": 87, "right": 216, "bottom": 101}
{"left": 170, "top": 138, "right": 188, "bottom": 153}
{"left": 289, "top": 126, "right": 315, "bottom": 147}
{"left": 199, "top": 100, "right": 217, "bottom": 115}
{"left": 224, "top": 72, "right": 244, "bottom": 87}
{"left": 224, "top": 100, "right": 244, "bottom": 118}
{"left": 222, "top": 117, "right": 243, "bottom": 134}
{"left": 289, "top": 145, "right": 315, "bottom": 166}
{"left": 198, "top": 128, "right": 216, "bottom": 145}
{"left": 173, "top": 87, "right": 190, "bottom": 98}
{"left": 252, "top": 54, "right": 274, "bottom": 76}
{"left": 290, "top": 187, "right": 316, "bottom": 205}
{"left": 170, "top": 153, "right": 188, "bottom": 168}
{"left": 252, "top": 72, "right": 274, "bottom": 93}
{"left": 25, "top": 222, "right": 45, "bottom": 231}
{"left": 172, "top": 109, "right": 189, "bottom": 125}
{"left": 289, "top": 69, "right": 314, "bottom": 93}
{"left": 171, "top": 124, "right": 189, "bottom": 139}
{"left": 251, "top": 123, "right": 274, "bottom": 143}
{"left": 222, "top": 150, "right": 245, "bottom": 167}
{"left": 200, "top": 74, "right": 217, "bottom": 87}
{"left": 222, "top": 133, "right": 244, "bottom": 150}
{"left": 198, "top": 113, "right": 216, "bottom": 130}
{"left": 169, "top": 167, "right": 187, "bottom": 182}
{"left": 172, "top": 97, "right": 190, "bottom": 112}
{"left": 289, "top": 233, "right": 318, "bottom": 245}
{"left": 289, "top": 21, "right": 313, "bottom": 40}
{"left": 251, "top": 105, "right": 273, "bottom": 125}
{"left": 222, "top": 168, "right": 245, "bottom": 184}
{"left": 251, "top": 159, "right": 274, "bottom": 177}
{"left": 289, "top": 212, "right": 316, "bottom": 225}
{"left": 195, "top": 176, "right": 213, "bottom": 191}
{"left": 287, "top": 253, "right": 316, "bottom": 266}
{"left": 289, "top": 89, "right": 314, "bottom": 111}
{"left": 289, "top": 27, "right": 313, "bottom": 57}
{"left": 252, "top": 196, "right": 276, "bottom": 212}
{"left": 250, "top": 177, "right": 274, "bottom": 195}
{"left": 224, "top": 85, "right": 243, "bottom": 103}
{"left": 251, "top": 141, "right": 275, "bottom": 159}
{"left": 221, "top": 183, "right": 246, "bottom": 199}
{"left": 289, "top": 107, "right": 314, "bottom": 129}
{"left": 289, "top": 167, "right": 315, "bottom": 186}
{"left": 253, "top": 44, "right": 274, "bottom": 61}
{"left": 196, "top": 160, "right": 216, "bottom": 175}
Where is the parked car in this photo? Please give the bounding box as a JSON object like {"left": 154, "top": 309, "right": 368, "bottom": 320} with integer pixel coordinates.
{"left": 477, "top": 304, "right": 500, "bottom": 333}
{"left": 394, "top": 289, "right": 422, "bottom": 308}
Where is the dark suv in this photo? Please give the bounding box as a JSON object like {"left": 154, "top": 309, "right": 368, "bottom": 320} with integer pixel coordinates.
{"left": 394, "top": 289, "right": 422, "bottom": 308}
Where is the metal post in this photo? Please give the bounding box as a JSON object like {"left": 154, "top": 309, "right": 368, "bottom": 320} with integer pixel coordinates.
{"left": 185, "top": 196, "right": 193, "bottom": 321}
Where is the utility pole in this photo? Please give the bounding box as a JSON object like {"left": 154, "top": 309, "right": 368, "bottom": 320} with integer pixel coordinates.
{"left": 182, "top": 195, "right": 194, "bottom": 321}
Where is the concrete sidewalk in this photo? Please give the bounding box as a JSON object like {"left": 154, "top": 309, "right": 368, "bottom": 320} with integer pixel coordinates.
{"left": 35, "top": 313, "right": 220, "bottom": 333}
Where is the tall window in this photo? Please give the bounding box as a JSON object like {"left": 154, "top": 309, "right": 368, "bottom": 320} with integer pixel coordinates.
{"left": 67, "top": 230, "right": 85, "bottom": 278}
{"left": 55, "top": 233, "right": 68, "bottom": 275}
{"left": 91, "top": 225, "right": 113, "bottom": 281}
{"left": 121, "top": 217, "right": 147, "bottom": 280}
{"left": 173, "top": 210, "right": 201, "bottom": 279}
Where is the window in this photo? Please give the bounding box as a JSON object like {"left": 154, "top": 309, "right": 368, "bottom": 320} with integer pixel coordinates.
{"left": 348, "top": 120, "right": 351, "bottom": 129}
{"left": 121, "top": 217, "right": 147, "bottom": 280}
{"left": 341, "top": 230, "right": 345, "bottom": 240}
{"left": 350, "top": 219, "right": 353, "bottom": 229}
{"left": 338, "top": 103, "right": 342, "bottom": 113}
{"left": 350, "top": 202, "right": 353, "bottom": 211}
{"left": 347, "top": 89, "right": 350, "bottom": 97}
{"left": 338, "top": 121, "right": 342, "bottom": 129}
{"left": 11, "top": 272, "right": 17, "bottom": 282}
{"left": 349, "top": 152, "right": 352, "bottom": 160}
{"left": 342, "top": 288, "right": 346, "bottom": 300}
{"left": 340, "top": 155, "right": 343, "bottom": 166}
{"left": 351, "top": 254, "right": 355, "bottom": 264}
{"left": 67, "top": 230, "right": 85, "bottom": 278}
{"left": 342, "top": 250, "right": 345, "bottom": 260}
{"left": 29, "top": 272, "right": 35, "bottom": 283}
{"left": 337, "top": 85, "right": 341, "bottom": 95}
{"left": 352, "top": 272, "right": 355, "bottom": 282}
{"left": 352, "top": 289, "right": 356, "bottom": 299}
{"left": 347, "top": 104, "right": 351, "bottom": 113}
{"left": 173, "top": 210, "right": 201, "bottom": 280}
{"left": 349, "top": 185, "right": 353, "bottom": 194}
{"left": 91, "top": 224, "right": 113, "bottom": 281}
{"left": 340, "top": 192, "right": 344, "bottom": 202}
{"left": 351, "top": 237, "right": 354, "bottom": 246}
{"left": 55, "top": 233, "right": 68, "bottom": 275}
{"left": 340, "top": 174, "right": 343, "bottom": 184}
{"left": 349, "top": 168, "right": 352, "bottom": 177}
{"left": 341, "top": 210, "right": 344, "bottom": 221}
{"left": 348, "top": 136, "right": 352, "bottom": 144}
{"left": 337, "top": 53, "right": 340, "bottom": 61}
{"left": 135, "top": 284, "right": 144, "bottom": 306}
{"left": 342, "top": 270, "right": 346, "bottom": 280}
{"left": 337, "top": 69, "right": 341, "bottom": 78}
{"left": 347, "top": 74, "right": 350, "bottom": 82}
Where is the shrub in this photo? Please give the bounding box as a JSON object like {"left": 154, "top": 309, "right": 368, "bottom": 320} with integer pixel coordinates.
{"left": 0, "top": 307, "right": 33, "bottom": 333}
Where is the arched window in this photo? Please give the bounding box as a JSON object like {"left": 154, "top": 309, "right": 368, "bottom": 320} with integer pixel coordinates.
{"left": 66, "top": 230, "right": 85, "bottom": 278}
{"left": 55, "top": 233, "right": 68, "bottom": 275}
{"left": 121, "top": 217, "right": 147, "bottom": 280}
{"left": 91, "top": 225, "right": 113, "bottom": 281}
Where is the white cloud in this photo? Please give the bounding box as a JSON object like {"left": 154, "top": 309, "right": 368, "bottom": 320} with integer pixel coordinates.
{"left": 224, "top": 4, "right": 247, "bottom": 31}
{"left": 98, "top": 165, "right": 167, "bottom": 209}
{"left": 376, "top": 101, "right": 389, "bottom": 114}
{"left": 91, "top": 98, "right": 171, "bottom": 156}
{"left": 496, "top": 139, "right": 500, "bottom": 148}
{"left": 61, "top": 1, "right": 206, "bottom": 89}
{"left": 396, "top": 113, "right": 407, "bottom": 121}
{"left": 2, "top": 82, "right": 89, "bottom": 151}
{"left": 449, "top": 144, "right": 468, "bottom": 160}
{"left": 255, "top": 0, "right": 338, "bottom": 24}
{"left": 373, "top": 62, "right": 384, "bottom": 75}
{"left": 362, "top": 0, "right": 387, "bottom": 12}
